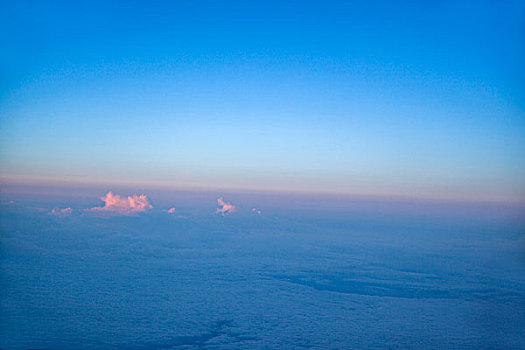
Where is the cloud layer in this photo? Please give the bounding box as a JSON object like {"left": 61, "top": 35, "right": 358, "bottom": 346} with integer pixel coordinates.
{"left": 90, "top": 192, "right": 153, "bottom": 214}
{"left": 216, "top": 198, "right": 235, "bottom": 215}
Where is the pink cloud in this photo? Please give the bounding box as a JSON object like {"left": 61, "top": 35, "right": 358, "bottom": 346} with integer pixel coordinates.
{"left": 167, "top": 207, "right": 176, "bottom": 214}
{"left": 90, "top": 191, "right": 153, "bottom": 214}
{"left": 50, "top": 207, "right": 73, "bottom": 217}
{"left": 216, "top": 197, "right": 235, "bottom": 215}
{"left": 252, "top": 208, "right": 262, "bottom": 214}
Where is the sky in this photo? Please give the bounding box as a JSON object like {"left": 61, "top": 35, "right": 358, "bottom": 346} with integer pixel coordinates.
{"left": 1, "top": 0, "right": 524, "bottom": 203}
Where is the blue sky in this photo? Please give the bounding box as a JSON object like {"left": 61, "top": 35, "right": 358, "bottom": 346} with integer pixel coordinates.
{"left": 1, "top": 0, "right": 524, "bottom": 202}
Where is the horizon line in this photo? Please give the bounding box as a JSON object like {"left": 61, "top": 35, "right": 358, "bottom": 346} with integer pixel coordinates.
{"left": 1, "top": 173, "right": 524, "bottom": 207}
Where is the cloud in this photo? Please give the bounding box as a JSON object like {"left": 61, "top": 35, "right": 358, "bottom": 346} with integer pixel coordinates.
{"left": 216, "top": 197, "right": 235, "bottom": 215}
{"left": 50, "top": 207, "right": 73, "bottom": 217}
{"left": 165, "top": 207, "right": 187, "bottom": 218}
{"left": 90, "top": 192, "right": 153, "bottom": 214}
{"left": 252, "top": 208, "right": 262, "bottom": 214}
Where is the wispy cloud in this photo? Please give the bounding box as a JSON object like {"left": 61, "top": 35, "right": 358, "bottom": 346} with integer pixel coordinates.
{"left": 251, "top": 208, "right": 262, "bottom": 214}
{"left": 90, "top": 191, "right": 153, "bottom": 215}
{"left": 50, "top": 207, "right": 73, "bottom": 217}
{"left": 167, "top": 207, "right": 176, "bottom": 214}
{"left": 216, "top": 197, "right": 235, "bottom": 215}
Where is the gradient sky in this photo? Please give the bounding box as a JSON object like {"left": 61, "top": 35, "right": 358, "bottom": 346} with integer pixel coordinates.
{"left": 1, "top": 0, "right": 524, "bottom": 202}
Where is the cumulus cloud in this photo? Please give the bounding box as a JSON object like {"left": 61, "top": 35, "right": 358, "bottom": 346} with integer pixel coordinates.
{"left": 165, "top": 207, "right": 187, "bottom": 218}
{"left": 50, "top": 207, "right": 73, "bottom": 217}
{"left": 216, "top": 197, "right": 235, "bottom": 215}
{"left": 90, "top": 192, "right": 153, "bottom": 214}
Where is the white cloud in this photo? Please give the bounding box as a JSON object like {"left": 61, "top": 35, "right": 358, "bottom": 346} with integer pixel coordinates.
{"left": 50, "top": 207, "right": 73, "bottom": 217}
{"left": 90, "top": 191, "right": 152, "bottom": 215}
{"left": 216, "top": 197, "right": 235, "bottom": 215}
